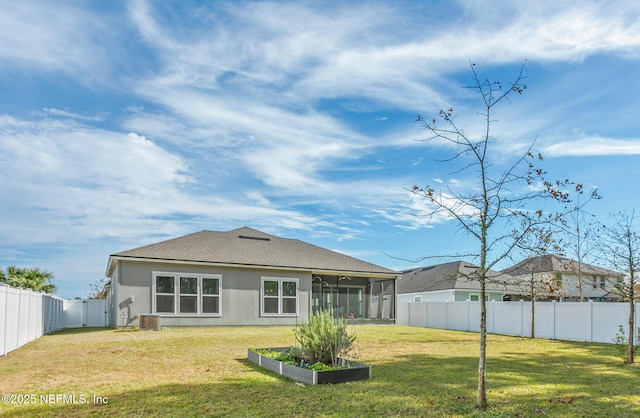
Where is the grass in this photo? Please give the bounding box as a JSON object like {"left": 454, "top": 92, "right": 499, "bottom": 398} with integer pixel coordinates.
{"left": 1, "top": 325, "right": 639, "bottom": 417}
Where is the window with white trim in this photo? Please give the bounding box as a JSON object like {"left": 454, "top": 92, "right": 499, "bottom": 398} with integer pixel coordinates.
{"left": 152, "top": 272, "right": 221, "bottom": 315}
{"left": 261, "top": 277, "right": 298, "bottom": 316}
{"left": 155, "top": 275, "right": 175, "bottom": 313}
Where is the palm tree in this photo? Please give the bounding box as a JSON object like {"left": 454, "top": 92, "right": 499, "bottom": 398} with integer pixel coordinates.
{"left": 1, "top": 266, "right": 56, "bottom": 293}
{"left": 3, "top": 266, "right": 27, "bottom": 288}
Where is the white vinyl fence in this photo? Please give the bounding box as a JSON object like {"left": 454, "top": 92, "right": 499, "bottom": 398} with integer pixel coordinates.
{"left": 63, "top": 299, "right": 109, "bottom": 328}
{"left": 1, "top": 284, "right": 109, "bottom": 356}
{"left": 397, "top": 300, "right": 640, "bottom": 344}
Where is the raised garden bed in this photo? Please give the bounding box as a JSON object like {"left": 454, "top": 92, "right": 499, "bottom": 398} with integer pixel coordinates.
{"left": 247, "top": 347, "right": 371, "bottom": 385}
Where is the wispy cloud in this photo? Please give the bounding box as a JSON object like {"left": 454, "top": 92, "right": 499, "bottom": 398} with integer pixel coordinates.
{"left": 42, "top": 108, "right": 105, "bottom": 122}
{"left": 543, "top": 135, "right": 640, "bottom": 157}
{"left": 2, "top": 0, "right": 640, "bottom": 297}
{"left": 0, "top": 1, "right": 120, "bottom": 80}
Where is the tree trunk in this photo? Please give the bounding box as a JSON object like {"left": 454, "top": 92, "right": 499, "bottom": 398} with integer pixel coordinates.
{"left": 627, "top": 297, "right": 635, "bottom": 364}
{"left": 530, "top": 271, "right": 535, "bottom": 338}
{"left": 531, "top": 298, "right": 536, "bottom": 339}
{"left": 477, "top": 279, "right": 487, "bottom": 410}
{"left": 626, "top": 250, "right": 635, "bottom": 364}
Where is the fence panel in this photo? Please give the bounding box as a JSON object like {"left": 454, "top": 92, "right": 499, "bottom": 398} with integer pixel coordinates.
{"left": 4, "top": 286, "right": 22, "bottom": 354}
{"left": 397, "top": 301, "right": 409, "bottom": 326}
{"left": 408, "top": 301, "right": 428, "bottom": 328}
{"left": 447, "top": 302, "right": 471, "bottom": 331}
{"left": 531, "top": 302, "right": 556, "bottom": 339}
{"left": 492, "top": 301, "right": 525, "bottom": 337}
{"left": 17, "top": 289, "right": 31, "bottom": 349}
{"left": 592, "top": 303, "right": 629, "bottom": 343}
{"left": 1, "top": 284, "right": 107, "bottom": 356}
{"left": 85, "top": 299, "right": 108, "bottom": 327}
{"left": 398, "top": 300, "right": 640, "bottom": 344}
{"left": 0, "top": 286, "right": 6, "bottom": 355}
{"left": 1, "top": 284, "right": 69, "bottom": 356}
{"left": 426, "top": 302, "right": 448, "bottom": 329}
{"left": 554, "top": 303, "right": 592, "bottom": 341}
{"left": 64, "top": 300, "right": 85, "bottom": 328}
{"left": 62, "top": 299, "right": 109, "bottom": 328}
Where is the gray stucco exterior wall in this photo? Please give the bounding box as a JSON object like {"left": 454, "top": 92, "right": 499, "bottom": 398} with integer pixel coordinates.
{"left": 114, "top": 260, "right": 311, "bottom": 327}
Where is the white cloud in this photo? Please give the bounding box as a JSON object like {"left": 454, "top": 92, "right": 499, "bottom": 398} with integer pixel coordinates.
{"left": 0, "top": 116, "right": 191, "bottom": 242}
{"left": 42, "top": 108, "right": 105, "bottom": 122}
{"left": 543, "top": 136, "right": 640, "bottom": 157}
{"left": 0, "top": 114, "right": 374, "bottom": 247}
{"left": 0, "top": 1, "right": 117, "bottom": 79}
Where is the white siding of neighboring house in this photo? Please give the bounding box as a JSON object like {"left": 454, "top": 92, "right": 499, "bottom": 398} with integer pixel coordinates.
{"left": 398, "top": 289, "right": 504, "bottom": 304}
{"left": 510, "top": 271, "right": 620, "bottom": 301}
{"left": 558, "top": 272, "right": 618, "bottom": 300}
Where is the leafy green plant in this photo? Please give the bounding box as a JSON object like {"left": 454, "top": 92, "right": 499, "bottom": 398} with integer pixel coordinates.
{"left": 294, "top": 309, "right": 356, "bottom": 367}
{"left": 612, "top": 325, "right": 640, "bottom": 360}
{"left": 307, "top": 361, "right": 346, "bottom": 371}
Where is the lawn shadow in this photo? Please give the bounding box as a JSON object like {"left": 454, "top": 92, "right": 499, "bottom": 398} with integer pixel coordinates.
{"left": 4, "top": 349, "right": 639, "bottom": 418}
{"left": 5, "top": 330, "right": 639, "bottom": 417}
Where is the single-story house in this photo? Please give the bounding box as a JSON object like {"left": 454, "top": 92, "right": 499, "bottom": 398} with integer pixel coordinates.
{"left": 501, "top": 254, "right": 623, "bottom": 302}
{"left": 105, "top": 227, "right": 399, "bottom": 327}
{"left": 398, "top": 261, "right": 517, "bottom": 303}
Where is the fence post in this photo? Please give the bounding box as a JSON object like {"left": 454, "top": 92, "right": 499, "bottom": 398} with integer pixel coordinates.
{"left": 491, "top": 300, "right": 495, "bottom": 334}
{"left": 2, "top": 285, "right": 7, "bottom": 356}
{"left": 425, "top": 300, "right": 429, "bottom": 328}
{"left": 589, "top": 300, "right": 594, "bottom": 343}
{"left": 520, "top": 299, "right": 524, "bottom": 337}
{"left": 444, "top": 301, "right": 448, "bottom": 330}
{"left": 467, "top": 300, "right": 471, "bottom": 331}
{"left": 635, "top": 302, "right": 639, "bottom": 344}
{"left": 552, "top": 300, "right": 556, "bottom": 340}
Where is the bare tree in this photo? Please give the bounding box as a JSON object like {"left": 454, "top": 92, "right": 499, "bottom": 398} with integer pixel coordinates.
{"left": 599, "top": 210, "right": 640, "bottom": 364}
{"left": 411, "top": 62, "right": 571, "bottom": 410}
{"left": 509, "top": 226, "right": 565, "bottom": 338}
{"left": 87, "top": 277, "right": 110, "bottom": 299}
{"left": 560, "top": 188, "right": 601, "bottom": 301}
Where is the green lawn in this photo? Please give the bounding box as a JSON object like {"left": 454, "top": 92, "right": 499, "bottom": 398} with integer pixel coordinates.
{"left": 0, "top": 325, "right": 638, "bottom": 417}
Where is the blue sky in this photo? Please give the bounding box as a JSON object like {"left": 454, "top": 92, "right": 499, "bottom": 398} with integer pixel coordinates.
{"left": 1, "top": 0, "right": 639, "bottom": 299}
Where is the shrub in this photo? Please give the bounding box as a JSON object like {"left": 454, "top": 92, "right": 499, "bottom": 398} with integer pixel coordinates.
{"left": 294, "top": 309, "right": 356, "bottom": 367}
{"left": 612, "top": 325, "right": 640, "bottom": 361}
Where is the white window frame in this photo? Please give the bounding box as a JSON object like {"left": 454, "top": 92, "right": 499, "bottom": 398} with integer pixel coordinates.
{"left": 152, "top": 272, "right": 222, "bottom": 316}
{"left": 154, "top": 275, "right": 176, "bottom": 314}
{"left": 178, "top": 275, "right": 198, "bottom": 314}
{"left": 201, "top": 276, "right": 221, "bottom": 314}
{"left": 260, "top": 277, "right": 299, "bottom": 317}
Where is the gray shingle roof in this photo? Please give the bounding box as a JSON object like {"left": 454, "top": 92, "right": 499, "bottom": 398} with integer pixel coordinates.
{"left": 501, "top": 254, "right": 620, "bottom": 277}
{"left": 399, "top": 261, "right": 516, "bottom": 294}
{"left": 107, "top": 227, "right": 398, "bottom": 278}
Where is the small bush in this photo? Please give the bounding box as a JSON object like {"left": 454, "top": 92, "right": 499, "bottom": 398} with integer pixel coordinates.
{"left": 612, "top": 325, "right": 640, "bottom": 361}
{"left": 294, "top": 309, "right": 356, "bottom": 367}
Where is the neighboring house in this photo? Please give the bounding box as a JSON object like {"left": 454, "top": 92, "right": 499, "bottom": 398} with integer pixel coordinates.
{"left": 105, "top": 227, "right": 399, "bottom": 327}
{"left": 398, "top": 261, "right": 516, "bottom": 303}
{"left": 501, "top": 254, "right": 623, "bottom": 302}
